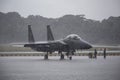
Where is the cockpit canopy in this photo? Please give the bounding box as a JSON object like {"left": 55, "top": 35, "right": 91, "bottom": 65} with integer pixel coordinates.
{"left": 65, "top": 34, "right": 81, "bottom": 40}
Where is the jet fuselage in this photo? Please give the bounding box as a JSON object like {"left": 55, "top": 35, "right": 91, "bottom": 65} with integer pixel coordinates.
{"left": 31, "top": 34, "right": 92, "bottom": 52}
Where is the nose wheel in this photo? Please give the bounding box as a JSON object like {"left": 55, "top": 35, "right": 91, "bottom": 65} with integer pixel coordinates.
{"left": 60, "top": 53, "right": 64, "bottom": 60}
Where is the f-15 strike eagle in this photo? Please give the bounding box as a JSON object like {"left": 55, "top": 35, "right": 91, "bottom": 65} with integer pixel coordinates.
{"left": 24, "top": 25, "right": 92, "bottom": 60}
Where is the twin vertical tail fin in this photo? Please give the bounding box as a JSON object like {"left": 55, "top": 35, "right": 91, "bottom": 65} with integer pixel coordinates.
{"left": 28, "top": 25, "right": 54, "bottom": 43}
{"left": 28, "top": 25, "right": 35, "bottom": 43}
{"left": 47, "top": 25, "right": 54, "bottom": 41}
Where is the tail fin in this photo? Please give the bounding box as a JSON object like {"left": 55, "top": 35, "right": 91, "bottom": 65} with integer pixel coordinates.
{"left": 47, "top": 25, "right": 54, "bottom": 41}
{"left": 28, "top": 25, "right": 35, "bottom": 43}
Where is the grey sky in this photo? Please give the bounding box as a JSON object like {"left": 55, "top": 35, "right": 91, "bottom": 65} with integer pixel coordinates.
{"left": 0, "top": 0, "right": 120, "bottom": 20}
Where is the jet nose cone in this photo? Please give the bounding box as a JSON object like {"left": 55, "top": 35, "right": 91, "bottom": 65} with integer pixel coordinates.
{"left": 86, "top": 43, "right": 92, "bottom": 49}
{"left": 88, "top": 44, "right": 92, "bottom": 48}
{"left": 88, "top": 44, "right": 92, "bottom": 49}
{"left": 80, "top": 40, "right": 92, "bottom": 49}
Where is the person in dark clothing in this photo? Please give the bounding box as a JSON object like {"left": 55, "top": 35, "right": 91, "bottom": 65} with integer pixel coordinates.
{"left": 94, "top": 49, "right": 97, "bottom": 59}
{"left": 103, "top": 48, "right": 106, "bottom": 59}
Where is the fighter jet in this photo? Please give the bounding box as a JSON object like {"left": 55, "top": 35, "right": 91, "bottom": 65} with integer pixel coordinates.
{"left": 24, "top": 25, "right": 92, "bottom": 60}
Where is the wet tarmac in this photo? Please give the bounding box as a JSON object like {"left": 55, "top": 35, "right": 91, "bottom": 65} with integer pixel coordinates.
{"left": 0, "top": 56, "right": 120, "bottom": 80}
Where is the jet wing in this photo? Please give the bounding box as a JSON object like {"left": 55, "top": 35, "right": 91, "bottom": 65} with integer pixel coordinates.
{"left": 11, "top": 40, "right": 67, "bottom": 47}
{"left": 10, "top": 42, "right": 28, "bottom": 47}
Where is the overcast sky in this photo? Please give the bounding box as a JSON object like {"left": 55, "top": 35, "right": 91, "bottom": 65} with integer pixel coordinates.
{"left": 0, "top": 0, "right": 120, "bottom": 20}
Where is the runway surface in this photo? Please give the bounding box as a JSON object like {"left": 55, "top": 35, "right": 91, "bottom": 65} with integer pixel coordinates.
{"left": 0, "top": 56, "right": 120, "bottom": 80}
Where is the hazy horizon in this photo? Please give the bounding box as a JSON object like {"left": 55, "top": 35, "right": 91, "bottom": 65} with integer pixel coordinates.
{"left": 0, "top": 0, "right": 120, "bottom": 20}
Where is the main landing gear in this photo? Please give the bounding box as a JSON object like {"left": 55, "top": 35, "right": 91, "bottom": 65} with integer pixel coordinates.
{"left": 44, "top": 52, "right": 48, "bottom": 60}
{"left": 66, "top": 50, "right": 73, "bottom": 60}
{"left": 44, "top": 51, "right": 73, "bottom": 60}
{"left": 60, "top": 52, "right": 72, "bottom": 60}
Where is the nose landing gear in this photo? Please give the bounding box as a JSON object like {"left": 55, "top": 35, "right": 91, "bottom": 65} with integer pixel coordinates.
{"left": 59, "top": 51, "right": 64, "bottom": 60}
{"left": 60, "top": 53, "right": 64, "bottom": 60}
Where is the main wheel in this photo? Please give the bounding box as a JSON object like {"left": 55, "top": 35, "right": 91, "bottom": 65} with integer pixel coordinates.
{"left": 44, "top": 54, "right": 48, "bottom": 60}
{"left": 69, "top": 56, "right": 72, "bottom": 60}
